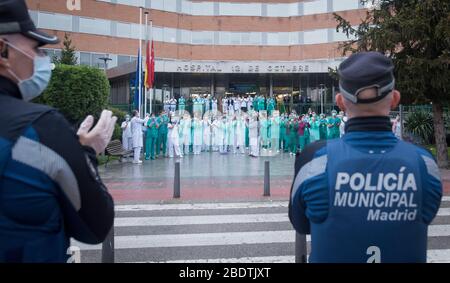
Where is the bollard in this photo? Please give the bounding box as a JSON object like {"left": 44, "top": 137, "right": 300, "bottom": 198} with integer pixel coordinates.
{"left": 263, "top": 160, "right": 270, "bottom": 196}
{"left": 173, "top": 161, "right": 180, "bottom": 198}
{"left": 295, "top": 232, "right": 307, "bottom": 263}
{"left": 101, "top": 226, "right": 114, "bottom": 263}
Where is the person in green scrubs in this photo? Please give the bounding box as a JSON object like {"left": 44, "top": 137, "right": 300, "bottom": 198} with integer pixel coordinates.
{"left": 309, "top": 114, "right": 320, "bottom": 142}
{"left": 145, "top": 113, "right": 159, "bottom": 160}
{"left": 178, "top": 96, "right": 185, "bottom": 113}
{"left": 267, "top": 97, "right": 275, "bottom": 116}
{"left": 245, "top": 114, "right": 250, "bottom": 149}
{"left": 156, "top": 110, "right": 169, "bottom": 158}
{"left": 252, "top": 96, "right": 259, "bottom": 112}
{"left": 279, "top": 115, "right": 286, "bottom": 151}
{"left": 319, "top": 114, "right": 328, "bottom": 141}
{"left": 277, "top": 97, "right": 286, "bottom": 115}
{"left": 258, "top": 96, "right": 266, "bottom": 112}
{"left": 327, "top": 110, "right": 341, "bottom": 139}
{"left": 289, "top": 115, "right": 298, "bottom": 155}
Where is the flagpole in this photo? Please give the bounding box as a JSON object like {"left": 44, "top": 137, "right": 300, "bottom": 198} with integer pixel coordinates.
{"left": 144, "top": 11, "right": 149, "bottom": 116}
{"left": 138, "top": 7, "right": 143, "bottom": 118}
{"left": 149, "top": 20, "right": 153, "bottom": 116}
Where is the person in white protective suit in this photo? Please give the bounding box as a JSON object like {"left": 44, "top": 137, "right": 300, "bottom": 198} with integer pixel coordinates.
{"left": 248, "top": 113, "right": 260, "bottom": 157}
{"left": 235, "top": 114, "right": 246, "bottom": 154}
{"left": 202, "top": 115, "right": 212, "bottom": 152}
{"left": 211, "top": 97, "right": 218, "bottom": 114}
{"left": 214, "top": 116, "right": 226, "bottom": 154}
{"left": 167, "top": 115, "right": 182, "bottom": 158}
{"left": 193, "top": 114, "right": 203, "bottom": 155}
{"left": 222, "top": 97, "right": 228, "bottom": 115}
{"left": 226, "top": 115, "right": 237, "bottom": 153}
{"left": 121, "top": 114, "right": 133, "bottom": 151}
{"left": 234, "top": 97, "right": 241, "bottom": 115}
{"left": 130, "top": 110, "right": 145, "bottom": 164}
{"left": 211, "top": 116, "right": 221, "bottom": 152}
{"left": 270, "top": 111, "right": 281, "bottom": 153}
{"left": 180, "top": 113, "right": 192, "bottom": 155}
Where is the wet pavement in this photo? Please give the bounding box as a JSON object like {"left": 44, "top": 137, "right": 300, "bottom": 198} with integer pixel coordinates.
{"left": 99, "top": 151, "right": 296, "bottom": 204}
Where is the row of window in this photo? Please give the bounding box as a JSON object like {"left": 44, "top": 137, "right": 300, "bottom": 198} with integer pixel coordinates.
{"left": 45, "top": 48, "right": 137, "bottom": 68}
{"left": 97, "top": 0, "right": 361, "bottom": 17}
{"left": 31, "top": 10, "right": 356, "bottom": 46}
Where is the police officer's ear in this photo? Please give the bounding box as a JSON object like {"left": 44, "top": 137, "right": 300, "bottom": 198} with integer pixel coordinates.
{"left": 335, "top": 93, "right": 347, "bottom": 112}
{"left": 390, "top": 90, "right": 401, "bottom": 110}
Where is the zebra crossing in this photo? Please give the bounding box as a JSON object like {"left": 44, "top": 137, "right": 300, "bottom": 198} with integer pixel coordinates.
{"left": 72, "top": 197, "right": 450, "bottom": 263}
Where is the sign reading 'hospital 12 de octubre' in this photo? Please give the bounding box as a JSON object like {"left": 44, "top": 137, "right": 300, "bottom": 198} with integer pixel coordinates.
{"left": 174, "top": 63, "right": 311, "bottom": 74}
{"left": 160, "top": 60, "right": 340, "bottom": 73}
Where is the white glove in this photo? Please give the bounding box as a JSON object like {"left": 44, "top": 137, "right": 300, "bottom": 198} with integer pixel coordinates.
{"left": 77, "top": 110, "right": 118, "bottom": 155}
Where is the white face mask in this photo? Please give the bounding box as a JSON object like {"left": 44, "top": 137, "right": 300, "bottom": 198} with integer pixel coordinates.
{"left": 6, "top": 42, "right": 52, "bottom": 101}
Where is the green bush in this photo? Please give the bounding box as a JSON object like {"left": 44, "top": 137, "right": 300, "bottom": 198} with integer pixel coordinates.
{"left": 405, "top": 111, "right": 434, "bottom": 144}
{"left": 41, "top": 64, "right": 110, "bottom": 125}
{"left": 108, "top": 107, "right": 127, "bottom": 141}
{"left": 108, "top": 107, "right": 127, "bottom": 123}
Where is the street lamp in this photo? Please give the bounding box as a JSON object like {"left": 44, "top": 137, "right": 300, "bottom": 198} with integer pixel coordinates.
{"left": 98, "top": 54, "right": 113, "bottom": 263}
{"left": 98, "top": 56, "right": 112, "bottom": 72}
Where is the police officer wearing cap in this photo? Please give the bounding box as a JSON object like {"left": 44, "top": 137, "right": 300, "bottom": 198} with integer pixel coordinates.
{"left": 0, "top": 0, "right": 115, "bottom": 262}
{"left": 289, "top": 52, "right": 442, "bottom": 263}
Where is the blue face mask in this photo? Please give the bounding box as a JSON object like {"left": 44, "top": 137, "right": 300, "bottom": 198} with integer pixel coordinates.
{"left": 6, "top": 42, "right": 52, "bottom": 101}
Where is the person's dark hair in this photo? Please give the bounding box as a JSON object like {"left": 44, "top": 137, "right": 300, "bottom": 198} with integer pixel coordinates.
{"left": 132, "top": 110, "right": 139, "bottom": 117}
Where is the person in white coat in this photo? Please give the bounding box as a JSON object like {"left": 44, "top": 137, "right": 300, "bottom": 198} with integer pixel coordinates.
{"left": 247, "top": 96, "right": 253, "bottom": 111}
{"left": 228, "top": 98, "right": 235, "bottom": 116}
{"left": 202, "top": 115, "right": 212, "bottom": 152}
{"left": 212, "top": 98, "right": 218, "bottom": 114}
{"left": 169, "top": 98, "right": 177, "bottom": 113}
{"left": 227, "top": 115, "right": 237, "bottom": 154}
{"left": 222, "top": 97, "right": 228, "bottom": 114}
{"left": 212, "top": 116, "right": 221, "bottom": 152}
{"left": 235, "top": 114, "right": 246, "bottom": 154}
{"left": 270, "top": 111, "right": 281, "bottom": 153}
{"left": 130, "top": 110, "right": 145, "bottom": 164}
{"left": 248, "top": 113, "right": 259, "bottom": 157}
{"left": 168, "top": 115, "right": 182, "bottom": 158}
{"left": 180, "top": 114, "right": 192, "bottom": 155}
{"left": 193, "top": 115, "right": 203, "bottom": 155}
{"left": 234, "top": 97, "right": 241, "bottom": 115}
{"left": 214, "top": 116, "right": 226, "bottom": 154}
{"left": 121, "top": 114, "right": 132, "bottom": 151}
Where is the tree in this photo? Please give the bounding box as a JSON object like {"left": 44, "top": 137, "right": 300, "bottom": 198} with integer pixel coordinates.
{"left": 41, "top": 64, "right": 110, "bottom": 125}
{"left": 334, "top": 0, "right": 450, "bottom": 168}
{"left": 54, "top": 33, "right": 77, "bottom": 65}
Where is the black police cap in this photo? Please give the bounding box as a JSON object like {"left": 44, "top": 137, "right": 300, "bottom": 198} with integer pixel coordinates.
{"left": 338, "top": 52, "right": 395, "bottom": 104}
{"left": 0, "top": 0, "right": 59, "bottom": 46}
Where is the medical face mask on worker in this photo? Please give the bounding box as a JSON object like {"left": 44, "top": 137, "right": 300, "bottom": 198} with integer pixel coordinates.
{"left": 5, "top": 41, "right": 52, "bottom": 102}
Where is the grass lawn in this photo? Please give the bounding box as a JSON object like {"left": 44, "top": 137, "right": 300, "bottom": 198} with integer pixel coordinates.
{"left": 426, "top": 145, "right": 450, "bottom": 160}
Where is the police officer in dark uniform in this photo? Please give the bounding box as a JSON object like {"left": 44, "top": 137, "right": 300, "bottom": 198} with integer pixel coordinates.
{"left": 0, "top": 0, "right": 115, "bottom": 262}
{"left": 289, "top": 52, "right": 442, "bottom": 263}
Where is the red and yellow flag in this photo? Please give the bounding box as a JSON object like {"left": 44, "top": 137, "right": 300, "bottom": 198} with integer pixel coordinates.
{"left": 144, "top": 40, "right": 154, "bottom": 89}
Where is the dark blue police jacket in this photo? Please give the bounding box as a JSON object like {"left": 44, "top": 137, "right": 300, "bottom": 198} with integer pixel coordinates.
{"left": 0, "top": 77, "right": 114, "bottom": 262}
{"left": 0, "top": 96, "right": 69, "bottom": 262}
{"left": 289, "top": 116, "right": 442, "bottom": 263}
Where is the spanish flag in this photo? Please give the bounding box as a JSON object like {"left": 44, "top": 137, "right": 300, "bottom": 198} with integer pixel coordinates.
{"left": 144, "top": 40, "right": 154, "bottom": 89}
